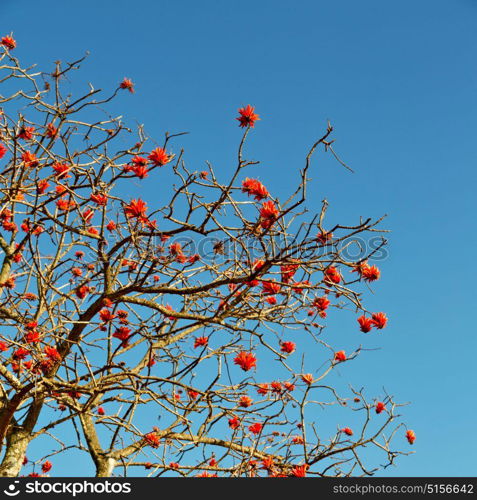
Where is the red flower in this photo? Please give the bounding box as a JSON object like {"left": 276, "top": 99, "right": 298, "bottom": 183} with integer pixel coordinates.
{"left": 97, "top": 406, "right": 105, "bottom": 416}
{"left": 271, "top": 381, "right": 282, "bottom": 394}
{"left": 188, "top": 390, "right": 199, "bottom": 400}
{"left": 90, "top": 193, "right": 108, "bottom": 206}
{"left": 113, "top": 327, "right": 131, "bottom": 345}
{"left": 194, "top": 336, "right": 208, "bottom": 349}
{"left": 236, "top": 105, "right": 260, "bottom": 128}
{"left": 317, "top": 231, "right": 333, "bottom": 245}
{"left": 261, "top": 457, "right": 275, "bottom": 471}
{"left": 18, "top": 126, "right": 35, "bottom": 140}
{"left": 0, "top": 143, "right": 6, "bottom": 159}
{"left": 25, "top": 330, "right": 40, "bottom": 343}
{"left": 21, "top": 151, "right": 39, "bottom": 167}
{"left": 46, "top": 123, "right": 58, "bottom": 138}
{"left": 290, "top": 464, "right": 308, "bottom": 477}
{"left": 148, "top": 147, "right": 171, "bottom": 166}
{"left": 1, "top": 35, "right": 16, "bottom": 50}
{"left": 144, "top": 432, "right": 161, "bottom": 448}
{"left": 228, "top": 417, "right": 240, "bottom": 430}
{"left": 357, "top": 315, "right": 374, "bottom": 333}
{"left": 334, "top": 350, "right": 346, "bottom": 362}
{"left": 106, "top": 220, "right": 117, "bottom": 231}
{"left": 371, "top": 312, "right": 388, "bottom": 329}
{"left": 324, "top": 266, "right": 341, "bottom": 284}
{"left": 75, "top": 285, "right": 90, "bottom": 299}
{"left": 241, "top": 178, "right": 269, "bottom": 200}
{"left": 133, "top": 165, "right": 148, "bottom": 179}
{"left": 0, "top": 341, "right": 9, "bottom": 352}
{"left": 56, "top": 199, "right": 75, "bottom": 211}
{"left": 375, "top": 401, "right": 386, "bottom": 414}
{"left": 281, "top": 262, "right": 299, "bottom": 283}
{"left": 341, "top": 427, "right": 353, "bottom": 436}
{"left": 36, "top": 179, "right": 50, "bottom": 194}
{"left": 44, "top": 346, "right": 61, "bottom": 362}
{"left": 119, "top": 78, "right": 134, "bottom": 93}
{"left": 52, "top": 162, "right": 71, "bottom": 178}
{"left": 239, "top": 395, "right": 253, "bottom": 407}
{"left": 248, "top": 423, "right": 263, "bottom": 435}
{"left": 361, "top": 264, "right": 380, "bottom": 282}
{"left": 41, "top": 461, "right": 52, "bottom": 473}
{"left": 281, "top": 341, "right": 296, "bottom": 354}
{"left": 124, "top": 198, "right": 148, "bottom": 218}
{"left": 313, "top": 296, "right": 330, "bottom": 312}
{"left": 283, "top": 381, "right": 295, "bottom": 392}
{"left": 13, "top": 348, "right": 30, "bottom": 360}
{"left": 259, "top": 201, "right": 279, "bottom": 229}
{"left": 301, "top": 373, "right": 314, "bottom": 385}
{"left": 262, "top": 280, "right": 281, "bottom": 295}
{"left": 406, "top": 429, "right": 416, "bottom": 445}
{"left": 257, "top": 383, "right": 269, "bottom": 395}
{"left": 234, "top": 351, "right": 257, "bottom": 371}
{"left": 99, "top": 309, "right": 116, "bottom": 322}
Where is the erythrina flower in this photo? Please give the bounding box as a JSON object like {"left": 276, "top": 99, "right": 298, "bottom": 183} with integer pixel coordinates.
{"left": 248, "top": 423, "right": 263, "bottom": 435}
{"left": 317, "top": 231, "right": 333, "bottom": 245}
{"left": 371, "top": 312, "right": 388, "bottom": 329}
{"left": 119, "top": 77, "right": 134, "bottom": 93}
{"left": 25, "top": 330, "right": 40, "bottom": 343}
{"left": 52, "top": 162, "right": 71, "bottom": 178}
{"left": 236, "top": 105, "right": 260, "bottom": 128}
{"left": 99, "top": 309, "right": 116, "bottom": 322}
{"left": 0, "top": 341, "right": 9, "bottom": 352}
{"left": 262, "top": 457, "right": 275, "bottom": 471}
{"left": 324, "top": 266, "right": 341, "bottom": 284}
{"left": 90, "top": 193, "right": 108, "bottom": 206}
{"left": 361, "top": 264, "right": 380, "bottom": 282}
{"left": 41, "top": 461, "right": 52, "bottom": 473}
{"left": 0, "top": 143, "right": 6, "bottom": 158}
{"left": 334, "top": 350, "right": 347, "bottom": 362}
{"left": 124, "top": 198, "right": 148, "bottom": 218}
{"left": 106, "top": 220, "right": 117, "bottom": 231}
{"left": 239, "top": 395, "right": 253, "bottom": 407}
{"left": 357, "top": 315, "right": 374, "bottom": 333}
{"left": 228, "top": 417, "right": 240, "bottom": 430}
{"left": 18, "top": 126, "right": 35, "bottom": 140}
{"left": 194, "top": 336, "right": 208, "bottom": 349}
{"left": 148, "top": 147, "right": 171, "bottom": 166}
{"left": 46, "top": 123, "right": 58, "bottom": 138}
{"left": 241, "top": 178, "right": 269, "bottom": 200}
{"left": 281, "top": 341, "right": 296, "bottom": 354}
{"left": 281, "top": 262, "right": 299, "bottom": 283}
{"left": 36, "top": 179, "right": 50, "bottom": 194}
{"left": 133, "top": 164, "right": 148, "bottom": 179}
{"left": 144, "top": 432, "right": 161, "bottom": 448}
{"left": 313, "top": 296, "right": 330, "bottom": 312}
{"left": 257, "top": 383, "right": 269, "bottom": 395}
{"left": 45, "top": 346, "right": 61, "bottom": 362}
{"left": 406, "top": 429, "right": 416, "bottom": 445}
{"left": 113, "top": 326, "right": 131, "bottom": 345}
{"left": 259, "top": 201, "right": 279, "bottom": 229}
{"left": 75, "top": 285, "right": 90, "bottom": 299}
{"left": 21, "top": 151, "right": 39, "bottom": 167}
{"left": 341, "top": 427, "right": 353, "bottom": 436}
{"left": 290, "top": 464, "right": 308, "bottom": 477}
{"left": 375, "top": 401, "right": 386, "bottom": 414}
{"left": 1, "top": 35, "right": 16, "bottom": 50}
{"left": 13, "top": 347, "right": 30, "bottom": 360}
{"left": 234, "top": 351, "right": 257, "bottom": 371}
{"left": 262, "top": 280, "right": 281, "bottom": 295}
{"left": 301, "top": 373, "right": 314, "bottom": 385}
{"left": 97, "top": 406, "right": 105, "bottom": 416}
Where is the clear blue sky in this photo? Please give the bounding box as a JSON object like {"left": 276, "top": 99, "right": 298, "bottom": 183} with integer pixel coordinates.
{"left": 2, "top": 0, "right": 477, "bottom": 477}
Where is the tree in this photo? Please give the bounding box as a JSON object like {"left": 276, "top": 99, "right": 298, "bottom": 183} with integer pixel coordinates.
{"left": 0, "top": 34, "right": 413, "bottom": 477}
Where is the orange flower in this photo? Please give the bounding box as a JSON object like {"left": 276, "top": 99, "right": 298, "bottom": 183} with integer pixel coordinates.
{"left": 357, "top": 315, "right": 374, "bottom": 333}
{"left": 13, "top": 347, "right": 29, "bottom": 360}
{"left": 144, "top": 432, "right": 161, "bottom": 448}
{"left": 334, "top": 350, "right": 346, "bottom": 362}
{"left": 234, "top": 351, "right": 257, "bottom": 371}
{"left": 262, "top": 280, "right": 281, "bottom": 295}
{"left": 361, "top": 265, "right": 380, "bottom": 282}
{"left": 406, "top": 429, "right": 416, "bottom": 445}
{"left": 259, "top": 200, "right": 279, "bottom": 229}
{"left": 52, "top": 162, "right": 71, "bottom": 178}
{"left": 1, "top": 35, "right": 16, "bottom": 50}
{"left": 41, "top": 461, "right": 52, "bottom": 473}
{"left": 21, "top": 151, "right": 39, "bottom": 167}
{"left": 301, "top": 373, "right": 314, "bottom": 385}
{"left": 228, "top": 417, "right": 240, "bottom": 429}
{"left": 124, "top": 198, "right": 148, "bottom": 218}
{"left": 324, "top": 266, "right": 341, "bottom": 284}
{"left": 148, "top": 147, "right": 171, "bottom": 166}
{"left": 281, "top": 262, "right": 299, "bottom": 283}
{"left": 194, "top": 336, "right": 208, "bottom": 349}
{"left": 119, "top": 77, "right": 134, "bottom": 93}
{"left": 313, "top": 296, "right": 330, "bottom": 312}
{"left": 99, "top": 309, "right": 116, "bottom": 322}
{"left": 0, "top": 143, "right": 6, "bottom": 158}
{"left": 375, "top": 401, "right": 386, "bottom": 414}
{"left": 90, "top": 193, "right": 108, "bottom": 206}
{"left": 36, "top": 179, "right": 50, "bottom": 194}
{"left": 290, "top": 464, "right": 308, "bottom": 477}
{"left": 280, "top": 341, "right": 296, "bottom": 354}
{"left": 75, "top": 285, "right": 90, "bottom": 299}
{"left": 239, "top": 395, "right": 253, "bottom": 407}
{"left": 371, "top": 312, "right": 388, "bottom": 329}
{"left": 341, "top": 427, "right": 353, "bottom": 436}
{"left": 257, "top": 383, "right": 269, "bottom": 395}
{"left": 18, "top": 126, "right": 35, "bottom": 140}
{"left": 241, "top": 178, "right": 269, "bottom": 200}
{"left": 44, "top": 346, "right": 61, "bottom": 362}
{"left": 46, "top": 123, "right": 58, "bottom": 138}
{"left": 248, "top": 422, "right": 263, "bottom": 435}
{"left": 317, "top": 231, "right": 333, "bottom": 245}
{"left": 236, "top": 105, "right": 260, "bottom": 128}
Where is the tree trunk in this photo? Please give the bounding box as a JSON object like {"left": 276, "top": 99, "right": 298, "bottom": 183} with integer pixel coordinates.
{"left": 96, "top": 457, "right": 116, "bottom": 477}
{"left": 0, "top": 430, "right": 30, "bottom": 477}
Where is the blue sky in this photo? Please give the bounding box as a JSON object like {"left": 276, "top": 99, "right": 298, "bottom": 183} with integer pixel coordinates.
{"left": 2, "top": 0, "right": 477, "bottom": 477}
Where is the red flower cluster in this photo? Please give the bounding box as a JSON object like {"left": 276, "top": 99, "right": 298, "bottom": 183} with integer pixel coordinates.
{"left": 341, "top": 427, "right": 353, "bottom": 436}
{"left": 241, "top": 178, "right": 269, "bottom": 200}
{"left": 0, "top": 143, "right": 6, "bottom": 158}
{"left": 353, "top": 261, "right": 380, "bottom": 282}
{"left": 248, "top": 423, "right": 263, "bottom": 435}
{"left": 280, "top": 341, "right": 296, "bottom": 354}
{"left": 236, "top": 105, "right": 260, "bottom": 128}
{"left": 144, "top": 432, "right": 161, "bottom": 448}
{"left": 1, "top": 35, "right": 16, "bottom": 50}
{"left": 259, "top": 201, "right": 279, "bottom": 229}
{"left": 375, "top": 401, "right": 386, "bottom": 414}
{"left": 234, "top": 351, "right": 257, "bottom": 371}
{"left": 119, "top": 78, "right": 134, "bottom": 93}
{"left": 194, "top": 336, "right": 208, "bottom": 349}
{"left": 148, "top": 147, "right": 171, "bottom": 167}
{"left": 357, "top": 312, "right": 388, "bottom": 332}
{"left": 406, "top": 429, "right": 416, "bottom": 445}
{"left": 324, "top": 266, "right": 341, "bottom": 284}
{"left": 334, "top": 350, "right": 346, "bottom": 362}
